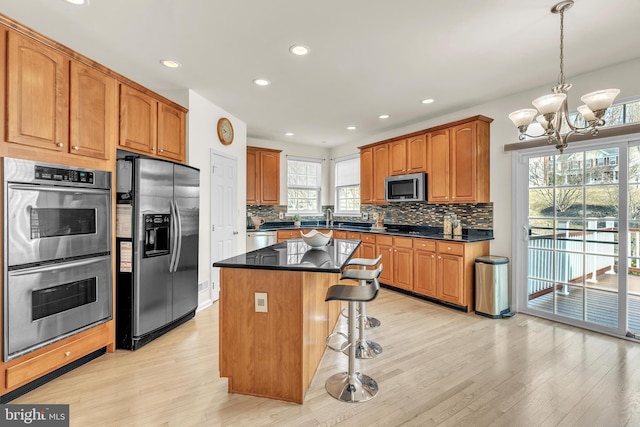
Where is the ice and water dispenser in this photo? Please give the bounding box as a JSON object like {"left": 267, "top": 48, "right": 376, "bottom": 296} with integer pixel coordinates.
{"left": 143, "top": 213, "right": 170, "bottom": 258}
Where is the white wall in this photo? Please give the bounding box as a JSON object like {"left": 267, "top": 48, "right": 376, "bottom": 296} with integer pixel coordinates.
{"left": 329, "top": 57, "right": 640, "bottom": 260}
{"left": 247, "top": 137, "right": 331, "bottom": 208}
{"left": 184, "top": 90, "right": 247, "bottom": 306}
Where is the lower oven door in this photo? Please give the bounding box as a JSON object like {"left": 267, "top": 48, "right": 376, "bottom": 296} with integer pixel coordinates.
{"left": 4, "top": 255, "right": 112, "bottom": 361}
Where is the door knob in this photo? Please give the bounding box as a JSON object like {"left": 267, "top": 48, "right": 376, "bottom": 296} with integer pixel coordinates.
{"left": 233, "top": 231, "right": 239, "bottom": 235}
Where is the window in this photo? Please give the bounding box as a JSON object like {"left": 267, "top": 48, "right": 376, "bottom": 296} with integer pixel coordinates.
{"left": 334, "top": 155, "right": 360, "bottom": 215}
{"left": 287, "top": 157, "right": 321, "bottom": 214}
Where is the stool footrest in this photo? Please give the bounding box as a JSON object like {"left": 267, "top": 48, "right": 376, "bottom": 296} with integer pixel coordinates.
{"left": 344, "top": 339, "right": 382, "bottom": 359}
{"left": 325, "top": 372, "right": 379, "bottom": 403}
{"left": 326, "top": 332, "right": 350, "bottom": 353}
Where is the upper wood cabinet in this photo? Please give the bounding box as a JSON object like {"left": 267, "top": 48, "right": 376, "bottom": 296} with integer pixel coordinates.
{"left": 427, "top": 118, "right": 491, "bottom": 203}
{"left": 360, "top": 147, "right": 374, "bottom": 204}
{"left": 6, "top": 31, "right": 69, "bottom": 152}
{"left": 119, "top": 84, "right": 186, "bottom": 163}
{"left": 246, "top": 146, "right": 281, "bottom": 205}
{"left": 360, "top": 144, "right": 389, "bottom": 204}
{"left": 69, "top": 61, "right": 117, "bottom": 159}
{"left": 389, "top": 134, "right": 426, "bottom": 176}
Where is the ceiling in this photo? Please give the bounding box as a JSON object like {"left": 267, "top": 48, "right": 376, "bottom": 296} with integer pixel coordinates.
{"left": 0, "top": 0, "right": 639, "bottom": 147}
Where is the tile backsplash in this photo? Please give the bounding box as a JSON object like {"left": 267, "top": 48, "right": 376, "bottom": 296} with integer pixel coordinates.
{"left": 247, "top": 202, "right": 493, "bottom": 230}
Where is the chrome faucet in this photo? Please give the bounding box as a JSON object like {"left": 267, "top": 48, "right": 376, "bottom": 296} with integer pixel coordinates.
{"left": 326, "top": 209, "right": 333, "bottom": 227}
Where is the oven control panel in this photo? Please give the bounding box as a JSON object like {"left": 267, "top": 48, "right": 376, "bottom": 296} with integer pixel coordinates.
{"left": 35, "top": 166, "right": 94, "bottom": 184}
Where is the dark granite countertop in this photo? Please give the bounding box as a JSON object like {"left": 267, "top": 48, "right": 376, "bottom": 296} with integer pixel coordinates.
{"left": 213, "top": 238, "right": 361, "bottom": 273}
{"left": 251, "top": 221, "right": 493, "bottom": 243}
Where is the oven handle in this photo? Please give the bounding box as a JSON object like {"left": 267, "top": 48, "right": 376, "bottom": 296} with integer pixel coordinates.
{"left": 8, "top": 183, "right": 109, "bottom": 195}
{"left": 8, "top": 255, "right": 111, "bottom": 276}
{"left": 169, "top": 200, "right": 179, "bottom": 273}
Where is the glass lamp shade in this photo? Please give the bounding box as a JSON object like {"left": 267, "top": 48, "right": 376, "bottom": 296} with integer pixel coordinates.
{"left": 580, "top": 89, "right": 620, "bottom": 112}
{"left": 536, "top": 115, "right": 550, "bottom": 130}
{"left": 532, "top": 93, "right": 567, "bottom": 115}
{"left": 509, "top": 109, "right": 538, "bottom": 128}
{"left": 577, "top": 104, "right": 597, "bottom": 122}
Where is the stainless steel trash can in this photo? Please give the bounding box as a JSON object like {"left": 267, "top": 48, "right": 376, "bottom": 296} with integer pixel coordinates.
{"left": 475, "top": 255, "right": 510, "bottom": 318}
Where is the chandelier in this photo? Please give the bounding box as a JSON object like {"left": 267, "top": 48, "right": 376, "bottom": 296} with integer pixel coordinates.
{"left": 508, "top": 0, "right": 620, "bottom": 153}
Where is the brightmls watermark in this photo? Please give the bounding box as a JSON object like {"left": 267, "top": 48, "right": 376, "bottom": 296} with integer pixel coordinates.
{"left": 1, "top": 405, "right": 69, "bottom": 426}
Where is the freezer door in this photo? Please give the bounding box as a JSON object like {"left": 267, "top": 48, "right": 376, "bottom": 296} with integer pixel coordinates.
{"left": 172, "top": 163, "right": 199, "bottom": 320}
{"left": 134, "top": 158, "right": 173, "bottom": 336}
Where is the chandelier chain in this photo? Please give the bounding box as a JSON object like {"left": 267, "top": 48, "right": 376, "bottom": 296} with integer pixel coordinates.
{"left": 558, "top": 7, "right": 565, "bottom": 86}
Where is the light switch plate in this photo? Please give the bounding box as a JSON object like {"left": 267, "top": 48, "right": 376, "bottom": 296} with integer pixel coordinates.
{"left": 255, "top": 292, "right": 268, "bottom": 312}
{"left": 362, "top": 212, "right": 368, "bottom": 220}
{"left": 278, "top": 212, "right": 284, "bottom": 219}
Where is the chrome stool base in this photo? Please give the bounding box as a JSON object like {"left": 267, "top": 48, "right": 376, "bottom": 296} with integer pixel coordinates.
{"left": 347, "top": 339, "right": 382, "bottom": 359}
{"left": 325, "top": 372, "right": 379, "bottom": 403}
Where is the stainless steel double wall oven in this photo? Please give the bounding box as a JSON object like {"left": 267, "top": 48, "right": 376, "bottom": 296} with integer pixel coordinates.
{"left": 3, "top": 157, "right": 112, "bottom": 361}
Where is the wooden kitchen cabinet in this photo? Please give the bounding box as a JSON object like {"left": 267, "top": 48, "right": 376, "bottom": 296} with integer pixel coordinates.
{"left": 436, "top": 242, "right": 465, "bottom": 305}
{"left": 427, "top": 118, "right": 491, "bottom": 203}
{"left": 376, "top": 235, "right": 394, "bottom": 285}
{"left": 6, "top": 31, "right": 69, "bottom": 152}
{"left": 389, "top": 134, "right": 426, "bottom": 176}
{"left": 157, "top": 103, "right": 186, "bottom": 162}
{"left": 277, "top": 229, "right": 300, "bottom": 242}
{"left": 69, "top": 61, "right": 117, "bottom": 159}
{"left": 372, "top": 144, "right": 389, "bottom": 203}
{"left": 247, "top": 146, "right": 281, "bottom": 205}
{"left": 413, "top": 240, "right": 437, "bottom": 297}
{"left": 392, "top": 237, "right": 413, "bottom": 290}
{"left": 360, "top": 147, "right": 374, "bottom": 203}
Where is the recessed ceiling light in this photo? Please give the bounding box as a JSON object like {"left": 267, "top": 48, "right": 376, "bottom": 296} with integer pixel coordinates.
{"left": 421, "top": 98, "right": 435, "bottom": 104}
{"left": 347, "top": 126, "right": 357, "bottom": 130}
{"left": 285, "top": 132, "right": 294, "bottom": 136}
{"left": 253, "top": 78, "right": 271, "bottom": 86}
{"left": 160, "top": 59, "right": 181, "bottom": 69}
{"left": 65, "top": 0, "right": 88, "bottom": 4}
{"left": 289, "top": 45, "right": 310, "bottom": 56}
{"left": 379, "top": 114, "right": 390, "bottom": 119}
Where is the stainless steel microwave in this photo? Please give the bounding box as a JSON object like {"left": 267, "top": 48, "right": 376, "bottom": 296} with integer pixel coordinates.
{"left": 384, "top": 172, "right": 427, "bottom": 202}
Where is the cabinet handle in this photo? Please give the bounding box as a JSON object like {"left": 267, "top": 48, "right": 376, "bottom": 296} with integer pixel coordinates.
{"left": 72, "top": 145, "right": 79, "bottom": 151}
{"left": 151, "top": 147, "right": 155, "bottom": 151}
{"left": 431, "top": 255, "right": 435, "bottom": 258}
{"left": 64, "top": 351, "right": 71, "bottom": 357}
{"left": 160, "top": 149, "right": 164, "bottom": 153}
{"left": 438, "top": 256, "right": 441, "bottom": 259}
{"left": 56, "top": 142, "right": 63, "bottom": 148}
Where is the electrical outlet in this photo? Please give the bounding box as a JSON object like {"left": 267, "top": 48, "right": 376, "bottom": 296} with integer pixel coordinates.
{"left": 362, "top": 212, "right": 368, "bottom": 220}
{"left": 278, "top": 211, "right": 284, "bottom": 220}
{"left": 255, "top": 292, "right": 268, "bottom": 313}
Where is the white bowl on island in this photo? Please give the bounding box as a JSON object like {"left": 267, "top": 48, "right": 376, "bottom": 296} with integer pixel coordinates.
{"left": 300, "top": 229, "right": 333, "bottom": 248}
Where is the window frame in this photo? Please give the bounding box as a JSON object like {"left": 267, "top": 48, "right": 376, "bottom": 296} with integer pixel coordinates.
{"left": 334, "top": 154, "right": 361, "bottom": 216}
{"left": 286, "top": 156, "right": 322, "bottom": 216}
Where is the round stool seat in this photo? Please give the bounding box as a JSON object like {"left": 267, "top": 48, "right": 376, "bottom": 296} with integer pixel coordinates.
{"left": 346, "top": 254, "right": 382, "bottom": 268}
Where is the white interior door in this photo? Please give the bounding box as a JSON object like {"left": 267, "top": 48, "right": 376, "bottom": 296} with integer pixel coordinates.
{"left": 211, "top": 150, "right": 237, "bottom": 302}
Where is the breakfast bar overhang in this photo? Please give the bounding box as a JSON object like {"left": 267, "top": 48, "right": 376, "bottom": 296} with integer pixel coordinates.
{"left": 213, "top": 238, "right": 360, "bottom": 403}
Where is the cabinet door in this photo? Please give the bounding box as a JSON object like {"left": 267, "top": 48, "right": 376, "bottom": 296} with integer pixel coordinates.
{"left": 407, "top": 134, "right": 426, "bottom": 173}
{"left": 260, "top": 150, "right": 280, "bottom": 204}
{"left": 427, "top": 129, "right": 450, "bottom": 203}
{"left": 438, "top": 253, "right": 464, "bottom": 305}
{"left": 157, "top": 103, "right": 186, "bottom": 162}
{"left": 393, "top": 246, "right": 413, "bottom": 290}
{"left": 389, "top": 139, "right": 406, "bottom": 175}
{"left": 246, "top": 149, "right": 259, "bottom": 204}
{"left": 360, "top": 242, "right": 376, "bottom": 260}
{"left": 372, "top": 144, "right": 389, "bottom": 203}
{"left": 450, "top": 122, "right": 477, "bottom": 202}
{"left": 360, "top": 148, "right": 373, "bottom": 204}
{"left": 414, "top": 247, "right": 437, "bottom": 297}
{"left": 377, "top": 243, "right": 394, "bottom": 284}
{"left": 69, "top": 61, "right": 116, "bottom": 159}
{"left": 7, "top": 32, "right": 69, "bottom": 151}
{"left": 119, "top": 84, "right": 158, "bottom": 154}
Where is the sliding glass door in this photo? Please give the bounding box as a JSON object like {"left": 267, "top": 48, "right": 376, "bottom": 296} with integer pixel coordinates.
{"left": 516, "top": 139, "right": 640, "bottom": 338}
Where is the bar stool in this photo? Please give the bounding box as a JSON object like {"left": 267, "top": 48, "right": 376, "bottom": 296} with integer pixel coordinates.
{"left": 340, "top": 267, "right": 383, "bottom": 359}
{"left": 325, "top": 265, "right": 382, "bottom": 403}
{"left": 345, "top": 255, "right": 382, "bottom": 329}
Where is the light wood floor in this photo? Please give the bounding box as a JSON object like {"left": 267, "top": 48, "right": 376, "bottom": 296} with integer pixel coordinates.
{"left": 13, "top": 288, "right": 640, "bottom": 426}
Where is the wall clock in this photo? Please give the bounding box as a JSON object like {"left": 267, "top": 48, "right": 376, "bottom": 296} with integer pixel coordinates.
{"left": 217, "top": 117, "right": 234, "bottom": 145}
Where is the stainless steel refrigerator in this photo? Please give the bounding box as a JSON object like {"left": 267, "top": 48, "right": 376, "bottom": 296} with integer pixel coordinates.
{"left": 115, "top": 156, "right": 200, "bottom": 350}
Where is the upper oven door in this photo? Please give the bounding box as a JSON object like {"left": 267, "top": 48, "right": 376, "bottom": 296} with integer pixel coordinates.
{"left": 6, "top": 184, "right": 111, "bottom": 267}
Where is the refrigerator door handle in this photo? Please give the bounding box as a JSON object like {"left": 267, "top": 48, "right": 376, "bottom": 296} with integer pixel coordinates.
{"left": 174, "top": 201, "right": 183, "bottom": 272}
{"left": 169, "top": 200, "right": 179, "bottom": 273}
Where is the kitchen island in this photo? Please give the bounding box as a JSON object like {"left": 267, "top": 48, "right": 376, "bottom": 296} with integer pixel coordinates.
{"left": 213, "top": 238, "right": 360, "bottom": 403}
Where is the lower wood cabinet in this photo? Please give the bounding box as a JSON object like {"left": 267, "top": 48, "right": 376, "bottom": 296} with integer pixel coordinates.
{"left": 277, "top": 229, "right": 300, "bottom": 242}
{"left": 414, "top": 240, "right": 437, "bottom": 297}
{"left": 376, "top": 235, "right": 394, "bottom": 285}
{"left": 392, "top": 237, "right": 413, "bottom": 290}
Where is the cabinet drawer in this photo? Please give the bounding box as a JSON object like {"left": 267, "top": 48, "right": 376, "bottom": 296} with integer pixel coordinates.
{"left": 361, "top": 233, "right": 376, "bottom": 243}
{"left": 394, "top": 237, "right": 413, "bottom": 248}
{"left": 376, "top": 235, "right": 393, "bottom": 246}
{"left": 437, "top": 241, "right": 464, "bottom": 256}
{"left": 346, "top": 232, "right": 361, "bottom": 240}
{"left": 6, "top": 324, "right": 109, "bottom": 390}
{"left": 333, "top": 230, "right": 347, "bottom": 239}
{"left": 277, "top": 230, "right": 300, "bottom": 240}
{"left": 414, "top": 239, "right": 436, "bottom": 252}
